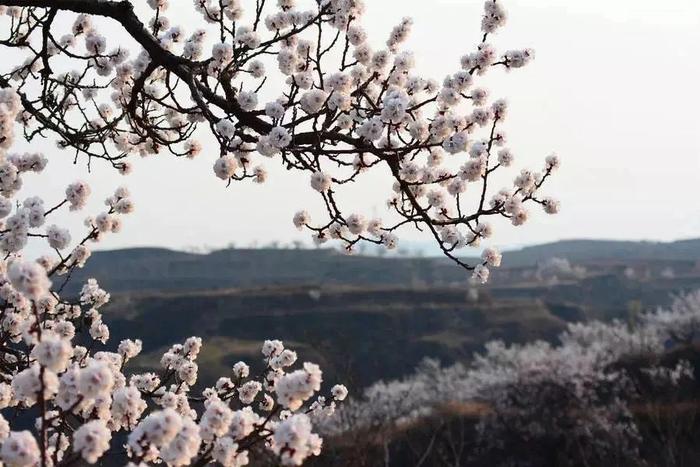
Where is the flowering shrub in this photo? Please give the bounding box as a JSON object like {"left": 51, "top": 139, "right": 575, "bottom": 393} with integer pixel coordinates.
{"left": 468, "top": 340, "right": 642, "bottom": 465}
{"left": 325, "top": 293, "right": 700, "bottom": 465}
{"left": 0, "top": 0, "right": 558, "bottom": 279}
{"left": 323, "top": 359, "right": 471, "bottom": 438}
{"left": 641, "top": 289, "right": 700, "bottom": 345}
{"left": 535, "top": 257, "right": 586, "bottom": 282}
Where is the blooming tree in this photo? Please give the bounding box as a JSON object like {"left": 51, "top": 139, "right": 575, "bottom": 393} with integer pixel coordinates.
{"left": 0, "top": 184, "right": 348, "bottom": 467}
{"left": 324, "top": 292, "right": 700, "bottom": 465}
{"left": 322, "top": 358, "right": 471, "bottom": 438}
{"left": 0, "top": 0, "right": 563, "bottom": 465}
{"left": 641, "top": 290, "right": 700, "bottom": 345}
{"left": 0, "top": 0, "right": 558, "bottom": 281}
{"left": 0, "top": 60, "right": 350, "bottom": 467}
{"left": 467, "top": 340, "right": 642, "bottom": 465}
{"left": 534, "top": 257, "right": 586, "bottom": 283}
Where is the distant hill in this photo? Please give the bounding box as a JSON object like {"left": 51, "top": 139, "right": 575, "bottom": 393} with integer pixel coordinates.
{"left": 498, "top": 238, "right": 700, "bottom": 267}
{"left": 66, "top": 238, "right": 700, "bottom": 294}
{"left": 66, "top": 247, "right": 450, "bottom": 294}
{"left": 109, "top": 286, "right": 567, "bottom": 387}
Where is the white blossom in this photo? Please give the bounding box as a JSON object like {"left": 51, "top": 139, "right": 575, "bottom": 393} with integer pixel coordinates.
{"left": 271, "top": 414, "right": 322, "bottom": 465}
{"left": 65, "top": 181, "right": 91, "bottom": 211}
{"left": 213, "top": 155, "right": 238, "bottom": 180}
{"left": 8, "top": 261, "right": 50, "bottom": 300}
{"left": 1, "top": 431, "right": 40, "bottom": 467}
{"left": 73, "top": 420, "right": 111, "bottom": 463}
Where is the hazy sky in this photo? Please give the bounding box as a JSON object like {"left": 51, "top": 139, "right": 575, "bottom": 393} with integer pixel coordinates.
{"left": 13, "top": 0, "right": 700, "bottom": 254}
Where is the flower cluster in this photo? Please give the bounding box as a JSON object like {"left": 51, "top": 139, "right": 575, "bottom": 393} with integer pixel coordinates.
{"left": 0, "top": 264, "right": 345, "bottom": 467}
{"left": 0, "top": 0, "right": 560, "bottom": 280}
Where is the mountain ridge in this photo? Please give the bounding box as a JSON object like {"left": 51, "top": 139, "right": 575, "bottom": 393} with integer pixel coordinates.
{"left": 65, "top": 238, "right": 700, "bottom": 294}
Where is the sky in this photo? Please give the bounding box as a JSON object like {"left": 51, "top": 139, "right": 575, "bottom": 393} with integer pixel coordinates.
{"left": 11, "top": 0, "right": 700, "bottom": 255}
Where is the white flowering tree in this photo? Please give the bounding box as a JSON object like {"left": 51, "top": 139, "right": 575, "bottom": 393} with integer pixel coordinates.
{"left": 0, "top": 0, "right": 559, "bottom": 280}
{"left": 0, "top": 107, "right": 349, "bottom": 466}
{"left": 641, "top": 290, "right": 700, "bottom": 345}
{"left": 0, "top": 0, "right": 561, "bottom": 465}
{"left": 323, "top": 293, "right": 700, "bottom": 466}
{"left": 0, "top": 158, "right": 349, "bottom": 465}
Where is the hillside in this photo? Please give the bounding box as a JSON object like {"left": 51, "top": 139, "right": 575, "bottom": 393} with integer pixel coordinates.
{"left": 107, "top": 286, "right": 568, "bottom": 387}
{"left": 80, "top": 238, "right": 700, "bottom": 388}
{"left": 498, "top": 238, "right": 700, "bottom": 267}
{"left": 67, "top": 238, "right": 700, "bottom": 294}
